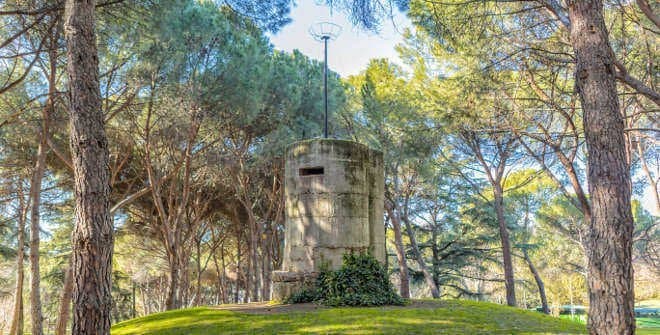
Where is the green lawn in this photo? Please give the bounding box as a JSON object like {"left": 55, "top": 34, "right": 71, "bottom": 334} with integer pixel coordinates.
{"left": 560, "top": 315, "right": 659, "bottom": 334}
{"left": 638, "top": 318, "right": 660, "bottom": 329}
{"left": 557, "top": 299, "right": 660, "bottom": 334}
{"left": 111, "top": 299, "right": 634, "bottom": 335}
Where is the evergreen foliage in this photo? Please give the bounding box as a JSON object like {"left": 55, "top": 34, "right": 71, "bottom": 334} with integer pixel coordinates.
{"left": 287, "top": 252, "right": 404, "bottom": 307}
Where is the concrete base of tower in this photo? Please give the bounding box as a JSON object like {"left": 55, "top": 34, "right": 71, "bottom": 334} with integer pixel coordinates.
{"left": 271, "top": 270, "right": 318, "bottom": 302}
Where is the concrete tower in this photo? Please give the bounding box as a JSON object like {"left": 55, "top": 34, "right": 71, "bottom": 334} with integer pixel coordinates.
{"left": 271, "top": 139, "right": 385, "bottom": 301}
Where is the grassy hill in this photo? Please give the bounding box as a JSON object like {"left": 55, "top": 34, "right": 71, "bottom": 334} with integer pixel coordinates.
{"left": 111, "top": 300, "right": 659, "bottom": 335}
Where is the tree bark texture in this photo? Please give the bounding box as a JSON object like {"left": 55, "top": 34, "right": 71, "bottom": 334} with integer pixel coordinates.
{"left": 385, "top": 204, "right": 410, "bottom": 299}
{"left": 248, "top": 214, "right": 260, "bottom": 301}
{"left": 64, "top": 0, "right": 114, "bottom": 334}
{"left": 9, "top": 184, "right": 27, "bottom": 335}
{"left": 194, "top": 237, "right": 202, "bottom": 306}
{"left": 401, "top": 214, "right": 441, "bottom": 299}
{"left": 465, "top": 132, "right": 517, "bottom": 307}
{"left": 262, "top": 224, "right": 274, "bottom": 300}
{"left": 28, "top": 24, "right": 58, "bottom": 335}
{"left": 165, "top": 250, "right": 182, "bottom": 310}
{"left": 54, "top": 261, "right": 74, "bottom": 335}
{"left": 523, "top": 249, "right": 550, "bottom": 314}
{"left": 494, "top": 186, "right": 516, "bottom": 307}
{"left": 567, "top": 1, "right": 636, "bottom": 333}
{"left": 28, "top": 82, "right": 49, "bottom": 335}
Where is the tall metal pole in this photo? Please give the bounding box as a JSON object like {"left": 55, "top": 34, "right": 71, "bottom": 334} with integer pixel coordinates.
{"left": 310, "top": 22, "right": 340, "bottom": 139}
{"left": 323, "top": 36, "right": 329, "bottom": 138}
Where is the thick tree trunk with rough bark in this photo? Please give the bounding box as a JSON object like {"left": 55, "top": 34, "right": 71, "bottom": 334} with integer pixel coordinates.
{"left": 64, "top": 0, "right": 114, "bottom": 334}
{"left": 494, "top": 186, "right": 516, "bottom": 307}
{"left": 385, "top": 204, "right": 410, "bottom": 299}
{"left": 9, "top": 184, "right": 27, "bottom": 335}
{"left": 567, "top": 1, "right": 636, "bottom": 334}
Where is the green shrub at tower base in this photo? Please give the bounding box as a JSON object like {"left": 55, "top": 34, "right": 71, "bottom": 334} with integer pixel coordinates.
{"left": 286, "top": 252, "right": 404, "bottom": 306}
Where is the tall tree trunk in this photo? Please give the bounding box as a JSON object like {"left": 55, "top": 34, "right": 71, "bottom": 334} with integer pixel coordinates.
{"left": 27, "top": 21, "right": 59, "bottom": 333}
{"left": 54, "top": 261, "right": 74, "bottom": 335}
{"left": 235, "top": 234, "right": 243, "bottom": 303}
{"left": 212, "top": 247, "right": 224, "bottom": 304}
{"left": 47, "top": 25, "right": 74, "bottom": 335}
{"left": 248, "top": 214, "right": 260, "bottom": 301}
{"left": 494, "top": 186, "right": 516, "bottom": 307}
{"left": 180, "top": 250, "right": 190, "bottom": 307}
{"left": 466, "top": 132, "right": 517, "bottom": 307}
{"left": 401, "top": 214, "right": 440, "bottom": 299}
{"left": 64, "top": 0, "right": 114, "bottom": 334}
{"left": 567, "top": 1, "right": 635, "bottom": 333}
{"left": 28, "top": 87, "right": 49, "bottom": 335}
{"left": 194, "top": 237, "right": 202, "bottom": 306}
{"left": 262, "top": 224, "right": 273, "bottom": 300}
{"left": 132, "top": 281, "right": 136, "bottom": 319}
{"left": 9, "top": 183, "right": 27, "bottom": 335}
{"left": 243, "top": 237, "right": 251, "bottom": 303}
{"left": 431, "top": 228, "right": 440, "bottom": 290}
{"left": 522, "top": 249, "right": 549, "bottom": 314}
{"left": 385, "top": 204, "right": 410, "bottom": 299}
{"left": 220, "top": 246, "right": 228, "bottom": 304}
{"left": 140, "top": 286, "right": 149, "bottom": 315}
{"left": 165, "top": 251, "right": 181, "bottom": 310}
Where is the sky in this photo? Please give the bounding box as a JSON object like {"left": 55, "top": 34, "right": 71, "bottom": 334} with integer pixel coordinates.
{"left": 268, "top": 1, "right": 411, "bottom": 77}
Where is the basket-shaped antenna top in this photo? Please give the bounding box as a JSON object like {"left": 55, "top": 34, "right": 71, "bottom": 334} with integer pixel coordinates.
{"left": 309, "top": 22, "right": 342, "bottom": 41}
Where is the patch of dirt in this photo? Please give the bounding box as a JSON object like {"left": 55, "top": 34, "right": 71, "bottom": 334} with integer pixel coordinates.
{"left": 213, "top": 302, "right": 326, "bottom": 314}
{"left": 399, "top": 300, "right": 447, "bottom": 309}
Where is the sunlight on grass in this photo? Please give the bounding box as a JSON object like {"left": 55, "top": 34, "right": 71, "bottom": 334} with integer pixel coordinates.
{"left": 111, "top": 300, "right": 660, "bottom": 335}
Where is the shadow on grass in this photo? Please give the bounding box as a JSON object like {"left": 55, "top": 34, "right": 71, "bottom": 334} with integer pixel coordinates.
{"left": 112, "top": 301, "right": 588, "bottom": 335}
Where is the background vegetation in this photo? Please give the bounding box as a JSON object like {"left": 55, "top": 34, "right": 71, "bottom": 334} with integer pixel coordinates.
{"left": 0, "top": 0, "right": 657, "bottom": 334}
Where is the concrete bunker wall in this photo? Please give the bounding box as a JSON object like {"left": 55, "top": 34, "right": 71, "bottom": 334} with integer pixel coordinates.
{"left": 272, "top": 139, "right": 385, "bottom": 300}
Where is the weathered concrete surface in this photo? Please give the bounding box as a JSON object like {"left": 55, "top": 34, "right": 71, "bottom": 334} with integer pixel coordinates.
{"left": 272, "top": 139, "right": 385, "bottom": 301}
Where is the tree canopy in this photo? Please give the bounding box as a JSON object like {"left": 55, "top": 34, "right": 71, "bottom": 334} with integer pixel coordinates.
{"left": 0, "top": 0, "right": 657, "bottom": 334}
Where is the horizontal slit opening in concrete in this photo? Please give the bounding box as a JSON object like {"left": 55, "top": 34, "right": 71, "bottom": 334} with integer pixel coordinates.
{"left": 299, "top": 167, "right": 324, "bottom": 176}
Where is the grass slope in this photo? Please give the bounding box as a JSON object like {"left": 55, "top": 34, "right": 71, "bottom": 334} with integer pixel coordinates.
{"left": 112, "top": 300, "right": 633, "bottom": 335}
